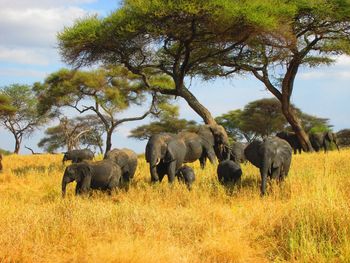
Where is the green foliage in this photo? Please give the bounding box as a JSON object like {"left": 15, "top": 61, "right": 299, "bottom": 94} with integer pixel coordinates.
{"left": 0, "top": 148, "right": 11, "bottom": 155}
{"left": 38, "top": 115, "right": 104, "bottom": 153}
{"left": 216, "top": 98, "right": 331, "bottom": 141}
{"left": 129, "top": 103, "right": 198, "bottom": 140}
{"left": 0, "top": 84, "right": 49, "bottom": 153}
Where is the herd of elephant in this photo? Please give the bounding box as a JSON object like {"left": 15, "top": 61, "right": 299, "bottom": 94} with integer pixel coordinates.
{"left": 61, "top": 125, "right": 340, "bottom": 196}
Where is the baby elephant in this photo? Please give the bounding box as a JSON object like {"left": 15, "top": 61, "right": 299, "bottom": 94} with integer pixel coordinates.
{"left": 61, "top": 160, "right": 122, "bottom": 197}
{"left": 217, "top": 160, "right": 242, "bottom": 185}
{"left": 175, "top": 165, "right": 195, "bottom": 189}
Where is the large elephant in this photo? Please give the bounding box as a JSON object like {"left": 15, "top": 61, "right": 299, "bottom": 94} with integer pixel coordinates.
{"left": 62, "top": 149, "right": 94, "bottom": 163}
{"left": 145, "top": 124, "right": 229, "bottom": 183}
{"left": 145, "top": 133, "right": 176, "bottom": 182}
{"left": 61, "top": 160, "right": 122, "bottom": 197}
{"left": 244, "top": 136, "right": 292, "bottom": 195}
{"left": 105, "top": 148, "right": 138, "bottom": 184}
{"left": 309, "top": 131, "right": 340, "bottom": 152}
{"left": 276, "top": 131, "right": 303, "bottom": 154}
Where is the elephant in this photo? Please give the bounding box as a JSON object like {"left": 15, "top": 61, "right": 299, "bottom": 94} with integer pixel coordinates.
{"left": 62, "top": 149, "right": 94, "bottom": 163}
{"left": 145, "top": 133, "right": 177, "bottom": 182}
{"left": 309, "top": 131, "right": 340, "bottom": 152}
{"left": 61, "top": 160, "right": 122, "bottom": 197}
{"left": 244, "top": 136, "right": 292, "bottom": 195}
{"left": 228, "top": 142, "right": 246, "bottom": 163}
{"left": 276, "top": 131, "right": 303, "bottom": 154}
{"left": 217, "top": 160, "right": 242, "bottom": 185}
{"left": 0, "top": 153, "right": 2, "bottom": 171}
{"left": 105, "top": 148, "right": 138, "bottom": 185}
{"left": 145, "top": 124, "right": 229, "bottom": 183}
{"left": 175, "top": 165, "right": 195, "bottom": 189}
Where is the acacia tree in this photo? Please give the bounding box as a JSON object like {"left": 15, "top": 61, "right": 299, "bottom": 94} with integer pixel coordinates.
{"left": 216, "top": 98, "right": 331, "bottom": 142}
{"left": 38, "top": 115, "right": 104, "bottom": 153}
{"left": 216, "top": 0, "right": 350, "bottom": 151}
{"left": 0, "top": 84, "right": 48, "bottom": 153}
{"left": 35, "top": 66, "right": 159, "bottom": 155}
{"left": 57, "top": 0, "right": 287, "bottom": 128}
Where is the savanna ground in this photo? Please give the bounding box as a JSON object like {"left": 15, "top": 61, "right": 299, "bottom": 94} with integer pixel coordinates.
{"left": 0, "top": 150, "right": 350, "bottom": 263}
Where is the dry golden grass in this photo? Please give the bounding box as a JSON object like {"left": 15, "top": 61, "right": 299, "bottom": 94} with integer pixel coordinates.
{"left": 0, "top": 150, "right": 350, "bottom": 262}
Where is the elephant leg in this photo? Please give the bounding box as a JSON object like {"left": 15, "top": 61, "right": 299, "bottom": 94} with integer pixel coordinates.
{"left": 108, "top": 176, "right": 120, "bottom": 192}
{"left": 207, "top": 149, "right": 217, "bottom": 165}
{"left": 260, "top": 168, "right": 268, "bottom": 196}
{"left": 150, "top": 165, "right": 159, "bottom": 183}
{"left": 199, "top": 155, "right": 207, "bottom": 169}
{"left": 75, "top": 181, "right": 82, "bottom": 195}
{"left": 271, "top": 166, "right": 281, "bottom": 181}
{"left": 167, "top": 161, "right": 177, "bottom": 183}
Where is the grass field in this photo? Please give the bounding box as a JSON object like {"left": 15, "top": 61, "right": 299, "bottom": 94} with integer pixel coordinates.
{"left": 0, "top": 150, "right": 349, "bottom": 263}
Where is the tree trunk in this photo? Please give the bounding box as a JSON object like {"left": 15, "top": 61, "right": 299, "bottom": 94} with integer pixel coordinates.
{"left": 281, "top": 103, "right": 313, "bottom": 152}
{"left": 14, "top": 134, "right": 21, "bottom": 154}
{"left": 179, "top": 88, "right": 217, "bottom": 125}
{"left": 104, "top": 130, "right": 113, "bottom": 157}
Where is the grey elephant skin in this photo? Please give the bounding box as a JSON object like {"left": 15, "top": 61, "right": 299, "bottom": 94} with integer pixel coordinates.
{"left": 217, "top": 160, "right": 242, "bottom": 185}
{"left": 62, "top": 149, "right": 94, "bottom": 163}
{"left": 147, "top": 124, "right": 229, "bottom": 183}
{"left": 309, "top": 131, "right": 340, "bottom": 152}
{"left": 61, "top": 160, "right": 122, "bottom": 196}
{"left": 228, "top": 142, "right": 246, "bottom": 163}
{"left": 145, "top": 125, "right": 229, "bottom": 183}
{"left": 276, "top": 131, "right": 303, "bottom": 154}
{"left": 105, "top": 148, "right": 138, "bottom": 184}
{"left": 244, "top": 136, "right": 292, "bottom": 195}
{"left": 175, "top": 165, "right": 195, "bottom": 189}
{"left": 145, "top": 133, "right": 176, "bottom": 182}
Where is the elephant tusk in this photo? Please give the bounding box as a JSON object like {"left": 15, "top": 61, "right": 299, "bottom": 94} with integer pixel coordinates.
{"left": 155, "top": 158, "right": 161, "bottom": 165}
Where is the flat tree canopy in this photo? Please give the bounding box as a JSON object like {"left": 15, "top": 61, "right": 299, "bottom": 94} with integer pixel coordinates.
{"left": 57, "top": 0, "right": 290, "bottom": 126}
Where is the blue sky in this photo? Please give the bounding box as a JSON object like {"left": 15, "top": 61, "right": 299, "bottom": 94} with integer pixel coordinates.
{"left": 0, "top": 0, "right": 349, "bottom": 154}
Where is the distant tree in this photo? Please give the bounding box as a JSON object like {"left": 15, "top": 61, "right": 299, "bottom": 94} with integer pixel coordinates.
{"left": 129, "top": 103, "right": 198, "bottom": 140}
{"left": 34, "top": 66, "right": 160, "bottom": 155}
{"left": 336, "top": 129, "right": 350, "bottom": 147}
{"left": 38, "top": 115, "right": 104, "bottom": 154}
{"left": 216, "top": 98, "right": 331, "bottom": 142}
{"left": 0, "top": 84, "right": 49, "bottom": 154}
{"left": 215, "top": 109, "right": 255, "bottom": 143}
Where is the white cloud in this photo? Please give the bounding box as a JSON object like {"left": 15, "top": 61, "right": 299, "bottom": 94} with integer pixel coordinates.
{"left": 0, "top": 7, "right": 89, "bottom": 48}
{"left": 334, "top": 55, "right": 350, "bottom": 66}
{"left": 0, "top": 68, "right": 47, "bottom": 79}
{"left": 0, "top": 0, "right": 96, "bottom": 9}
{"left": 299, "top": 70, "right": 350, "bottom": 80}
{"left": 0, "top": 47, "right": 52, "bottom": 65}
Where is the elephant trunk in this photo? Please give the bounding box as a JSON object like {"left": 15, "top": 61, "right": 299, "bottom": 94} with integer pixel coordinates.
{"left": 260, "top": 155, "right": 270, "bottom": 196}
{"left": 61, "top": 175, "right": 72, "bottom": 197}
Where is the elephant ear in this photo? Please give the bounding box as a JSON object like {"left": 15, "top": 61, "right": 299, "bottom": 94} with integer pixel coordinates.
{"left": 77, "top": 163, "right": 93, "bottom": 180}
{"left": 115, "top": 151, "right": 129, "bottom": 170}
{"left": 325, "top": 131, "right": 333, "bottom": 141}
